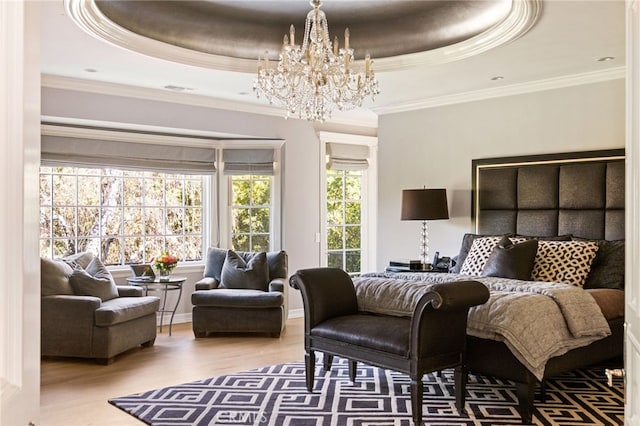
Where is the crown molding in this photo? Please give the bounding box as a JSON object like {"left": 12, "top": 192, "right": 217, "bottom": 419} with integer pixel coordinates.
{"left": 41, "top": 74, "right": 379, "bottom": 128}
{"left": 373, "top": 66, "right": 626, "bottom": 115}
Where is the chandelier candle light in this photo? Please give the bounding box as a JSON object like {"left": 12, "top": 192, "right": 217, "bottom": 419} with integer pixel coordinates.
{"left": 254, "top": 0, "right": 380, "bottom": 122}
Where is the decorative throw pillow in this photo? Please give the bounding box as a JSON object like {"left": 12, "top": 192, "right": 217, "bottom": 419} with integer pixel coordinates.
{"left": 459, "top": 237, "right": 503, "bottom": 275}
{"left": 450, "top": 233, "right": 514, "bottom": 274}
{"left": 69, "top": 267, "right": 119, "bottom": 301}
{"left": 530, "top": 240, "right": 599, "bottom": 287}
{"left": 220, "top": 250, "right": 269, "bottom": 291}
{"left": 573, "top": 238, "right": 625, "bottom": 290}
{"left": 41, "top": 258, "right": 75, "bottom": 296}
{"left": 482, "top": 236, "right": 539, "bottom": 280}
{"left": 63, "top": 251, "right": 95, "bottom": 270}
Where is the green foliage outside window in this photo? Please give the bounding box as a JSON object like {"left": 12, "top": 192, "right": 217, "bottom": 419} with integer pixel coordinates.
{"left": 39, "top": 167, "right": 204, "bottom": 265}
{"left": 231, "top": 175, "right": 271, "bottom": 252}
{"left": 326, "top": 169, "right": 362, "bottom": 275}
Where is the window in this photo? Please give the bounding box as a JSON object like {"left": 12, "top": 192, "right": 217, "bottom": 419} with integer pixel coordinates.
{"left": 230, "top": 174, "right": 272, "bottom": 252}
{"left": 326, "top": 169, "right": 362, "bottom": 275}
{"left": 39, "top": 126, "right": 283, "bottom": 265}
{"left": 319, "top": 132, "right": 378, "bottom": 276}
{"left": 39, "top": 166, "right": 204, "bottom": 265}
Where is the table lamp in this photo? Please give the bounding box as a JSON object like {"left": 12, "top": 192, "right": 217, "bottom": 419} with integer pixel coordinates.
{"left": 401, "top": 188, "right": 449, "bottom": 266}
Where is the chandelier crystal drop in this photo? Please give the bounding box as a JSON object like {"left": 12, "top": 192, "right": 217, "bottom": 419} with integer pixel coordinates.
{"left": 253, "top": 0, "right": 380, "bottom": 122}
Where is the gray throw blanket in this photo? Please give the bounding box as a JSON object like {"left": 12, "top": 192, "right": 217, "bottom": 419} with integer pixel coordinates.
{"left": 355, "top": 272, "right": 611, "bottom": 380}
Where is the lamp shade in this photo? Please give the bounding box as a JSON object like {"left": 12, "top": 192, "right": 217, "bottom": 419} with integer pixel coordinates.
{"left": 401, "top": 189, "right": 449, "bottom": 220}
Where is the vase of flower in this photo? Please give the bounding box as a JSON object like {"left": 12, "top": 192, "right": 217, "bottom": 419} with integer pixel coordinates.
{"left": 152, "top": 252, "right": 178, "bottom": 281}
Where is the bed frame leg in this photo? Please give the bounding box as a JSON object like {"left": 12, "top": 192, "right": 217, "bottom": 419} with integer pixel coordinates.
{"left": 516, "top": 380, "right": 535, "bottom": 424}
{"left": 539, "top": 380, "right": 547, "bottom": 403}
{"left": 305, "top": 351, "right": 315, "bottom": 392}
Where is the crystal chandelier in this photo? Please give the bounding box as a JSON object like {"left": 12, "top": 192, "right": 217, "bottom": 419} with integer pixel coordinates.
{"left": 253, "top": 0, "right": 380, "bottom": 122}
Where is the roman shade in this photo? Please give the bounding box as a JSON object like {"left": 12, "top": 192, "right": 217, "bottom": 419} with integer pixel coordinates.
{"left": 222, "top": 149, "right": 275, "bottom": 175}
{"left": 41, "top": 135, "right": 217, "bottom": 174}
{"left": 326, "top": 142, "right": 370, "bottom": 170}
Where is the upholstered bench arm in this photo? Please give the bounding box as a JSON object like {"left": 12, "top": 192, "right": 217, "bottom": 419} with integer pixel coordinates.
{"left": 410, "top": 280, "right": 489, "bottom": 358}
{"left": 117, "top": 285, "right": 144, "bottom": 297}
{"left": 290, "top": 268, "right": 359, "bottom": 330}
{"left": 195, "top": 277, "right": 219, "bottom": 290}
{"left": 423, "top": 281, "right": 489, "bottom": 312}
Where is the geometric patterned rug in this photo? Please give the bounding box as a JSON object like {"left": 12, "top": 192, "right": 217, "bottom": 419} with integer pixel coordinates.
{"left": 109, "top": 357, "right": 624, "bottom": 426}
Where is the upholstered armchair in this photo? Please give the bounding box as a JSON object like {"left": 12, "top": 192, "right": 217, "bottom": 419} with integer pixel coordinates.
{"left": 41, "top": 253, "right": 160, "bottom": 364}
{"left": 191, "top": 248, "right": 288, "bottom": 338}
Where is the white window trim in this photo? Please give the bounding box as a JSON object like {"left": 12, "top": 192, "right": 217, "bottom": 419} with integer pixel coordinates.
{"left": 318, "top": 131, "right": 378, "bottom": 273}
{"left": 218, "top": 142, "right": 283, "bottom": 251}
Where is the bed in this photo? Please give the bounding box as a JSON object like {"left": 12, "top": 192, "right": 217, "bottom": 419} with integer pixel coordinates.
{"left": 356, "top": 149, "right": 625, "bottom": 423}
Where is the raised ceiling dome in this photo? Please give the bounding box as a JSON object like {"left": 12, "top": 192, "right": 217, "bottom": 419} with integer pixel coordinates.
{"left": 66, "top": 0, "right": 540, "bottom": 72}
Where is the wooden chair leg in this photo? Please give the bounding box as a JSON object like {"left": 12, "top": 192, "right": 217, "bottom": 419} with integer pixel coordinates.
{"left": 454, "top": 365, "right": 467, "bottom": 413}
{"left": 348, "top": 359, "right": 357, "bottom": 382}
{"left": 305, "top": 351, "right": 316, "bottom": 392}
{"left": 410, "top": 375, "right": 423, "bottom": 425}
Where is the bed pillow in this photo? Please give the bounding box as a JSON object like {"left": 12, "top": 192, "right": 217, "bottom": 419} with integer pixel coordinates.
{"left": 459, "top": 237, "right": 503, "bottom": 275}
{"left": 221, "top": 250, "right": 269, "bottom": 291}
{"left": 460, "top": 236, "right": 525, "bottom": 275}
{"left": 573, "top": 238, "right": 625, "bottom": 290}
{"left": 530, "top": 240, "right": 599, "bottom": 287}
{"left": 450, "top": 233, "right": 514, "bottom": 273}
{"left": 482, "top": 236, "right": 538, "bottom": 280}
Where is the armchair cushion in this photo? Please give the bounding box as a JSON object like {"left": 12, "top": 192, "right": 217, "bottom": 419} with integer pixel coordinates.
{"left": 191, "top": 288, "right": 283, "bottom": 308}
{"left": 41, "top": 258, "right": 74, "bottom": 296}
{"left": 221, "top": 250, "right": 269, "bottom": 290}
{"left": 94, "top": 296, "right": 160, "bottom": 327}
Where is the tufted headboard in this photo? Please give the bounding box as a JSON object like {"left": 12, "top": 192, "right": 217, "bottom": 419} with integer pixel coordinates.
{"left": 472, "top": 149, "right": 625, "bottom": 240}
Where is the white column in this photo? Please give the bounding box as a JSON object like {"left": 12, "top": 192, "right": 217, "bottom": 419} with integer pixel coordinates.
{"left": 626, "top": 0, "right": 640, "bottom": 424}
{"left": 0, "top": 1, "right": 41, "bottom": 424}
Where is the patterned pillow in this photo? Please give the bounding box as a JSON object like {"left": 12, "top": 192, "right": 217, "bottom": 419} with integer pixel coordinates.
{"left": 530, "top": 240, "right": 599, "bottom": 287}
{"left": 459, "top": 237, "right": 502, "bottom": 275}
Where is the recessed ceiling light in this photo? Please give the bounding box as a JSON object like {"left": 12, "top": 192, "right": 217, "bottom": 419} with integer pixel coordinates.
{"left": 84, "top": 68, "right": 98, "bottom": 73}
{"left": 597, "top": 56, "right": 615, "bottom": 62}
{"left": 491, "top": 76, "right": 504, "bottom": 81}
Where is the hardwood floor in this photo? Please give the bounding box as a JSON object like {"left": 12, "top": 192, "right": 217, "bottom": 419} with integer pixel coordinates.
{"left": 40, "top": 318, "right": 305, "bottom": 426}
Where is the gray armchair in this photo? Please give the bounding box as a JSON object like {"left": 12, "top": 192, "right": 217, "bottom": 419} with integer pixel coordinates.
{"left": 41, "top": 254, "right": 160, "bottom": 364}
{"left": 191, "top": 248, "right": 288, "bottom": 338}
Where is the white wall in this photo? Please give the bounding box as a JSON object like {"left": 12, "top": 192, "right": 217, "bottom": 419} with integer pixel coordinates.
{"left": 0, "top": 2, "right": 40, "bottom": 424}
{"left": 376, "top": 79, "right": 625, "bottom": 270}
{"left": 41, "top": 87, "right": 377, "bottom": 314}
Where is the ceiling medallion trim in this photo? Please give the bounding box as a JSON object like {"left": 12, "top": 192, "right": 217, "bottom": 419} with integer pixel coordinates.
{"left": 66, "top": 0, "right": 540, "bottom": 73}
